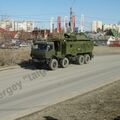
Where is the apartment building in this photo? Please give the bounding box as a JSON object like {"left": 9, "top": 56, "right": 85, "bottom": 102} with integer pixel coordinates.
{"left": 0, "top": 19, "right": 34, "bottom": 32}
{"left": 92, "top": 21, "right": 102, "bottom": 32}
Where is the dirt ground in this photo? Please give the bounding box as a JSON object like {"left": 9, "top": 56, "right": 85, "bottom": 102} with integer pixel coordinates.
{"left": 0, "top": 47, "right": 31, "bottom": 66}
{"left": 16, "top": 80, "right": 120, "bottom": 120}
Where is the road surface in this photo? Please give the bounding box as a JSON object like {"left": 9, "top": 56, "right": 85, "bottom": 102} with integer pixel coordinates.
{"left": 0, "top": 55, "right": 120, "bottom": 120}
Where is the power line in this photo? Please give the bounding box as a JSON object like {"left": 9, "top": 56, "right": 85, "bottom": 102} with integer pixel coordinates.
{"left": 85, "top": 15, "right": 119, "bottom": 22}
{"left": 71, "top": 0, "right": 76, "bottom": 8}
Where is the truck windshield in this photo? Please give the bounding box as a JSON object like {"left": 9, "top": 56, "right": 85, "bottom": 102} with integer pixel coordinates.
{"left": 33, "top": 44, "right": 47, "bottom": 50}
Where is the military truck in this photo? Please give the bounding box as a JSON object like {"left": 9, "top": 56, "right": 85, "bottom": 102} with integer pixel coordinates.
{"left": 31, "top": 33, "right": 94, "bottom": 70}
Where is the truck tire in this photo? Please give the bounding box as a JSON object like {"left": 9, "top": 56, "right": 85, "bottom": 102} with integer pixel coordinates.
{"left": 84, "top": 54, "right": 90, "bottom": 64}
{"left": 60, "top": 57, "right": 69, "bottom": 68}
{"left": 76, "top": 55, "right": 84, "bottom": 65}
{"left": 49, "top": 59, "right": 58, "bottom": 70}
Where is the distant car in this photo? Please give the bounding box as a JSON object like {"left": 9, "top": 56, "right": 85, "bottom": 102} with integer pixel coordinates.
{"left": 1, "top": 44, "right": 5, "bottom": 48}
{"left": 12, "top": 45, "right": 19, "bottom": 49}
{"left": 19, "top": 43, "right": 28, "bottom": 47}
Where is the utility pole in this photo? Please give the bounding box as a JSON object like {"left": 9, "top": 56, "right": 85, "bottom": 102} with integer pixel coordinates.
{"left": 70, "top": 7, "right": 73, "bottom": 32}
{"left": 70, "top": 7, "right": 75, "bottom": 33}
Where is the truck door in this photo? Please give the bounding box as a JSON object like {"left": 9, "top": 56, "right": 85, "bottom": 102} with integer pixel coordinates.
{"left": 61, "top": 41, "right": 66, "bottom": 56}
{"left": 54, "top": 41, "right": 61, "bottom": 57}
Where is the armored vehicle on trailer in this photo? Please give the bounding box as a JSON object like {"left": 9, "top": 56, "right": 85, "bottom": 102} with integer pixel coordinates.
{"left": 31, "top": 33, "right": 94, "bottom": 70}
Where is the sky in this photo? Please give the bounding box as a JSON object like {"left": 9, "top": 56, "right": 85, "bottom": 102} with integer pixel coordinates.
{"left": 0, "top": 0, "right": 120, "bottom": 30}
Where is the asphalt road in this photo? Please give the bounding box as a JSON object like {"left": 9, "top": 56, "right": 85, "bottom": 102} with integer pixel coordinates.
{"left": 0, "top": 55, "right": 120, "bottom": 120}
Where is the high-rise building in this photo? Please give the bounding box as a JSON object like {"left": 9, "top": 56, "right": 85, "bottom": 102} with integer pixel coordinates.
{"left": 78, "top": 14, "right": 84, "bottom": 33}
{"left": 71, "top": 16, "right": 75, "bottom": 32}
{"left": 50, "top": 17, "right": 54, "bottom": 33}
{"left": 64, "top": 16, "right": 68, "bottom": 33}
{"left": 92, "top": 21, "right": 97, "bottom": 32}
{"left": 97, "top": 21, "right": 102, "bottom": 30}
{"left": 57, "top": 16, "right": 61, "bottom": 33}
{"left": 92, "top": 21, "right": 102, "bottom": 32}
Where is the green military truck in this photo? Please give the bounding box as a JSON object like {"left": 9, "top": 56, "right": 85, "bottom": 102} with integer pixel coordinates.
{"left": 31, "top": 33, "right": 94, "bottom": 70}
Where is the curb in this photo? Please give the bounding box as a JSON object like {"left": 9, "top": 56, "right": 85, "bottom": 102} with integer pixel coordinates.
{"left": 0, "top": 66, "right": 20, "bottom": 71}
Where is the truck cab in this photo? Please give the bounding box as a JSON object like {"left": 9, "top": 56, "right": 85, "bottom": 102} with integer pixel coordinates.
{"left": 31, "top": 41, "right": 55, "bottom": 60}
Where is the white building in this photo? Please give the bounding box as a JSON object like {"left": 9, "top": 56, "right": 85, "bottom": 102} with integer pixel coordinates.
{"left": 14, "top": 21, "right": 34, "bottom": 32}
{"left": 118, "top": 25, "right": 120, "bottom": 33}
{"left": 0, "top": 19, "right": 12, "bottom": 30}
{"left": 103, "top": 24, "right": 110, "bottom": 31}
{"left": 92, "top": 21, "right": 97, "bottom": 32}
{"left": 64, "top": 16, "right": 68, "bottom": 33}
{"left": 0, "top": 19, "right": 34, "bottom": 32}
{"left": 78, "top": 15, "right": 85, "bottom": 33}
{"left": 97, "top": 21, "right": 102, "bottom": 30}
{"left": 50, "top": 17, "right": 54, "bottom": 33}
{"left": 103, "top": 24, "right": 120, "bottom": 33}
{"left": 92, "top": 21, "right": 102, "bottom": 32}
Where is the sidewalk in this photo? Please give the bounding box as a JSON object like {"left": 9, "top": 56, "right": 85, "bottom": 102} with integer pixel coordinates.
{"left": 0, "top": 65, "right": 20, "bottom": 71}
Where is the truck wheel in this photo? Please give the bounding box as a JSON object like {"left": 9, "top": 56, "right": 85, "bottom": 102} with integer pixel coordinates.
{"left": 76, "top": 55, "right": 84, "bottom": 65}
{"left": 60, "top": 57, "right": 69, "bottom": 68}
{"left": 84, "top": 54, "right": 90, "bottom": 64}
{"left": 49, "top": 59, "right": 58, "bottom": 70}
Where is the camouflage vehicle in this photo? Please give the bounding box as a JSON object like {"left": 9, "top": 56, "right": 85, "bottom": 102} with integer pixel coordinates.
{"left": 31, "top": 33, "right": 94, "bottom": 70}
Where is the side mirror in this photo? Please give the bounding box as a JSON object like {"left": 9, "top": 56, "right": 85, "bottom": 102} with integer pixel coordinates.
{"left": 47, "top": 45, "right": 51, "bottom": 51}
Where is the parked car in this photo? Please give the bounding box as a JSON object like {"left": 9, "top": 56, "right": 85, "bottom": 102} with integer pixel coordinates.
{"left": 19, "top": 43, "right": 29, "bottom": 47}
